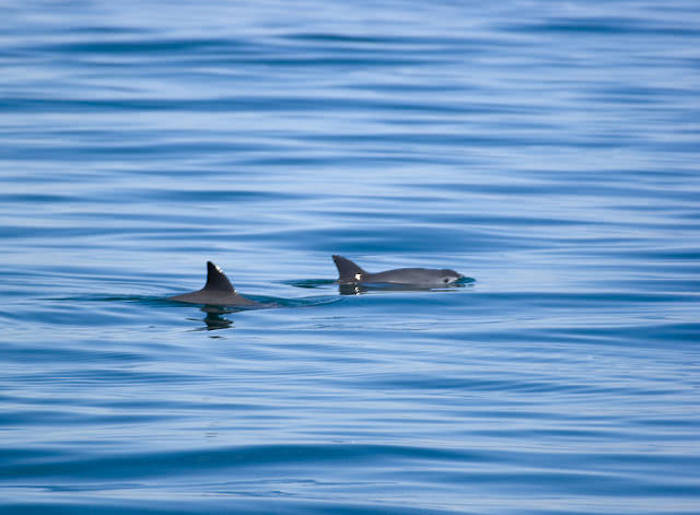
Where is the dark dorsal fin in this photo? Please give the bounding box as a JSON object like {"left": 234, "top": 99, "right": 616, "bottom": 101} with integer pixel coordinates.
{"left": 332, "top": 255, "right": 367, "bottom": 282}
{"left": 204, "top": 261, "right": 235, "bottom": 293}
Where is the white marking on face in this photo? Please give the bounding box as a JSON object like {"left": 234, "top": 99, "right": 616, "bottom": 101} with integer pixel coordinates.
{"left": 354, "top": 273, "right": 362, "bottom": 281}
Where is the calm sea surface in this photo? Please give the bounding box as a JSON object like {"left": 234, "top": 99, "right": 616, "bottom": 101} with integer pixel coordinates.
{"left": 1, "top": 1, "right": 700, "bottom": 513}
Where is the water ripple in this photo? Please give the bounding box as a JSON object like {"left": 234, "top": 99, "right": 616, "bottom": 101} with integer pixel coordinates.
{"left": 1, "top": 0, "right": 700, "bottom": 513}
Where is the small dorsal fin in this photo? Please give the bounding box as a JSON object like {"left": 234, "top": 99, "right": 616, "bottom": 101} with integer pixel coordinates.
{"left": 204, "top": 261, "right": 235, "bottom": 293}
{"left": 332, "top": 255, "right": 367, "bottom": 282}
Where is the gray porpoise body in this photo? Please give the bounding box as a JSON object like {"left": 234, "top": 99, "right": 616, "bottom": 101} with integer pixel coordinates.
{"left": 332, "top": 255, "right": 464, "bottom": 286}
{"left": 169, "top": 261, "right": 259, "bottom": 306}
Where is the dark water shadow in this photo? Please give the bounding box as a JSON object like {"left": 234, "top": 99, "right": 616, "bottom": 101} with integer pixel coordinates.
{"left": 282, "top": 279, "right": 337, "bottom": 289}
{"left": 285, "top": 276, "right": 476, "bottom": 294}
{"left": 180, "top": 295, "right": 342, "bottom": 331}
{"left": 53, "top": 293, "right": 342, "bottom": 331}
{"left": 187, "top": 309, "right": 234, "bottom": 331}
{"left": 338, "top": 279, "right": 475, "bottom": 295}
{"left": 55, "top": 293, "right": 338, "bottom": 310}
{"left": 284, "top": 277, "right": 476, "bottom": 295}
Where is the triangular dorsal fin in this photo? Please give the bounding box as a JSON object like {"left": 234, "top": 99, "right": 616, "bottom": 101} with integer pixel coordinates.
{"left": 204, "top": 261, "right": 235, "bottom": 293}
{"left": 332, "top": 255, "right": 367, "bottom": 282}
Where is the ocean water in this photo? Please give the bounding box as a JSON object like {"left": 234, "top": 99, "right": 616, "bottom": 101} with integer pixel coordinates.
{"left": 1, "top": 0, "right": 700, "bottom": 513}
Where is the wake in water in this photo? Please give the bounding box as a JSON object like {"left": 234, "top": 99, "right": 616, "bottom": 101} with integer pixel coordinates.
{"left": 53, "top": 293, "right": 342, "bottom": 310}
{"left": 284, "top": 277, "right": 475, "bottom": 295}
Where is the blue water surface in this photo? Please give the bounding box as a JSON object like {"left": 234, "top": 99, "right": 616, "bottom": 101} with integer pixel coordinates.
{"left": 1, "top": 0, "right": 700, "bottom": 513}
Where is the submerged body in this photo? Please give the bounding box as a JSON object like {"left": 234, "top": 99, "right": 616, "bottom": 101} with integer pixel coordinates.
{"left": 169, "top": 261, "right": 259, "bottom": 306}
{"left": 332, "top": 255, "right": 464, "bottom": 287}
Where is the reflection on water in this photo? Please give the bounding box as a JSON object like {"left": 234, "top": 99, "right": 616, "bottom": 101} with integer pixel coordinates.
{"left": 202, "top": 311, "right": 234, "bottom": 331}
{"left": 185, "top": 306, "right": 234, "bottom": 331}
{"left": 338, "top": 281, "right": 474, "bottom": 295}
{"left": 282, "top": 279, "right": 338, "bottom": 289}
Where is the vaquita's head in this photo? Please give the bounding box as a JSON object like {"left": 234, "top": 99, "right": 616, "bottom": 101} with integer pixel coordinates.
{"left": 438, "top": 269, "right": 464, "bottom": 285}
